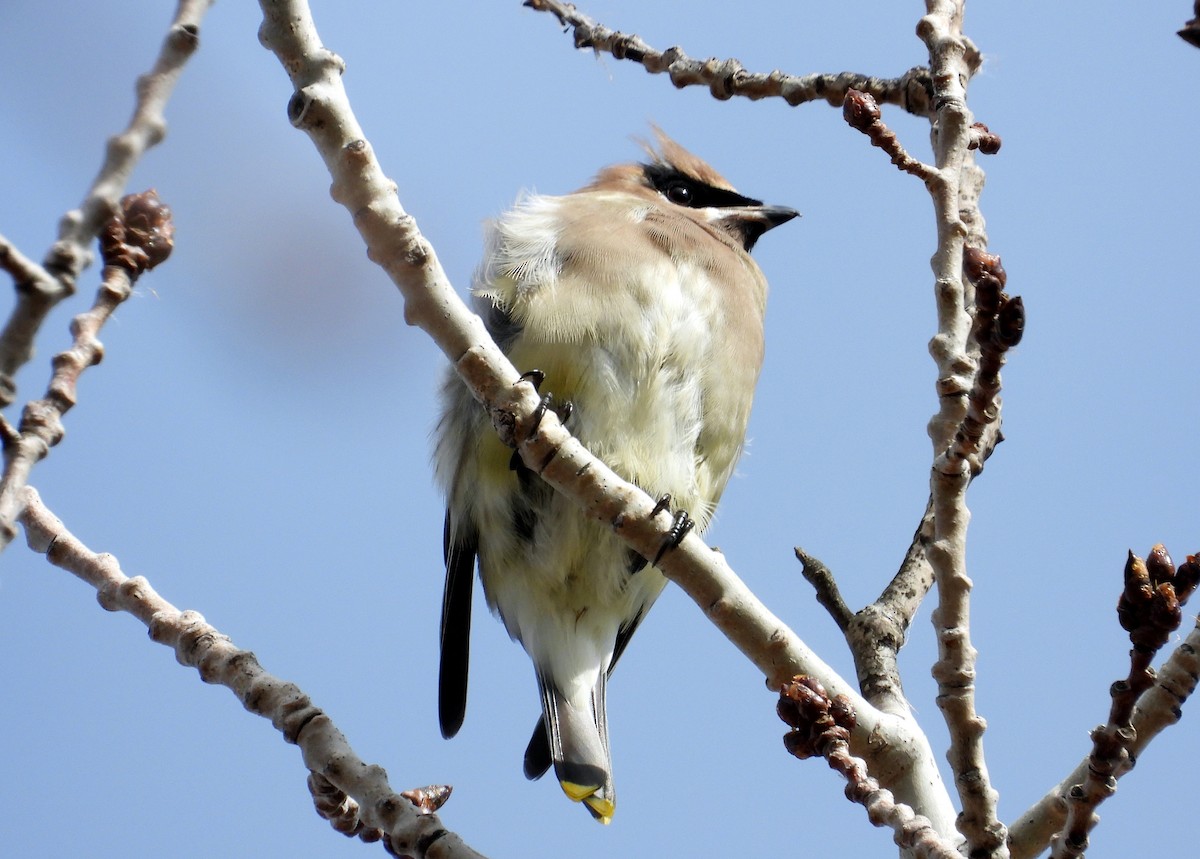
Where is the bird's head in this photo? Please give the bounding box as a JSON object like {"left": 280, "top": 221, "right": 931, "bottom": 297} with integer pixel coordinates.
{"left": 581, "top": 127, "right": 799, "bottom": 252}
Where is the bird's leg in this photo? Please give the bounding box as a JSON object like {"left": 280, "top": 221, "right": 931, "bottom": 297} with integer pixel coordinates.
{"left": 650, "top": 494, "right": 695, "bottom": 565}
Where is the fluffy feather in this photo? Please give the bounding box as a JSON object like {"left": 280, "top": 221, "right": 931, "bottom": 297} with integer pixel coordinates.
{"left": 434, "top": 132, "right": 796, "bottom": 822}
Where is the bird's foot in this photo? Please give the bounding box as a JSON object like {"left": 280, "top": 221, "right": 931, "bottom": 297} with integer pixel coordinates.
{"left": 511, "top": 371, "right": 573, "bottom": 472}
{"left": 650, "top": 494, "right": 695, "bottom": 565}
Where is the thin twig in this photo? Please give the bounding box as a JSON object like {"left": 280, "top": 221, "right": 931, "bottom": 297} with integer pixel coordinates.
{"left": 0, "top": 192, "right": 174, "bottom": 551}
{"left": 779, "top": 677, "right": 963, "bottom": 859}
{"left": 845, "top": 498, "right": 937, "bottom": 717}
{"left": 0, "top": 0, "right": 212, "bottom": 407}
{"left": 842, "top": 90, "right": 938, "bottom": 182}
{"left": 937, "top": 249, "right": 1022, "bottom": 475}
{"left": 796, "top": 546, "right": 853, "bottom": 632}
{"left": 0, "top": 233, "right": 57, "bottom": 294}
{"left": 1009, "top": 615, "right": 1200, "bottom": 858}
{"left": 16, "top": 486, "right": 487, "bottom": 859}
{"left": 524, "top": 0, "right": 934, "bottom": 116}
{"left": 1047, "top": 548, "right": 1199, "bottom": 858}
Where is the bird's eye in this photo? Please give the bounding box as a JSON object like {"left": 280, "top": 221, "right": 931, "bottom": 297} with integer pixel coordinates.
{"left": 665, "top": 181, "right": 693, "bottom": 206}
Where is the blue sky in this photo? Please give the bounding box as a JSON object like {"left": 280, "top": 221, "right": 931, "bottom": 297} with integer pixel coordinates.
{"left": 2, "top": 2, "right": 1198, "bottom": 857}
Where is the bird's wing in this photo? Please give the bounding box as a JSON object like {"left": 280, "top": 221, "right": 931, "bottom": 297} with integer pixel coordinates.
{"left": 438, "top": 509, "right": 478, "bottom": 739}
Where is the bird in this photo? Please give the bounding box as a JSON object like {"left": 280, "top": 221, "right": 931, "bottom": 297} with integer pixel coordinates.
{"left": 433, "top": 129, "right": 797, "bottom": 823}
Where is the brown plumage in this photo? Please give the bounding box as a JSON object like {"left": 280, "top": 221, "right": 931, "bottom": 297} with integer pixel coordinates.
{"left": 434, "top": 131, "right": 797, "bottom": 822}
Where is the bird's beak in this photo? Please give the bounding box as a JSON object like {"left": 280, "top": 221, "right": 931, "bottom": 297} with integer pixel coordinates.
{"left": 717, "top": 204, "right": 800, "bottom": 252}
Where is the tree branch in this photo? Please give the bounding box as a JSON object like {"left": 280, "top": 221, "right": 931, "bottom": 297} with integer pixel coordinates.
{"left": 1045, "top": 548, "right": 1199, "bottom": 858}
{"left": 917, "top": 2, "right": 1007, "bottom": 855}
{"left": 524, "top": 0, "right": 934, "bottom": 116}
{"left": 1008, "top": 613, "right": 1200, "bottom": 858}
{"left": 17, "top": 486, "right": 488, "bottom": 859}
{"left": 0, "top": 192, "right": 174, "bottom": 552}
{"left": 779, "top": 677, "right": 962, "bottom": 859}
{"left": 0, "top": 0, "right": 211, "bottom": 407}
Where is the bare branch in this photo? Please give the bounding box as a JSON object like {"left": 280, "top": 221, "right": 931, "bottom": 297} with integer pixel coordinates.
{"left": 1047, "top": 547, "right": 1199, "bottom": 858}
{"left": 0, "top": 0, "right": 211, "bottom": 407}
{"left": 795, "top": 546, "right": 853, "bottom": 632}
{"left": 779, "top": 677, "right": 963, "bottom": 859}
{"left": 17, "top": 486, "right": 489, "bottom": 859}
{"left": 848, "top": 499, "right": 937, "bottom": 717}
{"left": 1009, "top": 615, "right": 1200, "bottom": 858}
{"left": 917, "top": 2, "right": 1007, "bottom": 855}
{"left": 0, "top": 233, "right": 56, "bottom": 294}
{"left": 842, "top": 90, "right": 938, "bottom": 182}
{"left": 524, "top": 0, "right": 933, "bottom": 115}
{"left": 0, "top": 192, "right": 174, "bottom": 552}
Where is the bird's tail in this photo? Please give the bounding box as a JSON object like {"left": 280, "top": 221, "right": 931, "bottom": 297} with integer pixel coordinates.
{"left": 534, "top": 673, "right": 615, "bottom": 824}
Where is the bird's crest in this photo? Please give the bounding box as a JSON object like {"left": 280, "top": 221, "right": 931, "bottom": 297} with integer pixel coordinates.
{"left": 637, "top": 125, "right": 735, "bottom": 192}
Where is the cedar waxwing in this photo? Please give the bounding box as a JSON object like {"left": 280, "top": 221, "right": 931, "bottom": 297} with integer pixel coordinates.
{"left": 434, "top": 130, "right": 797, "bottom": 823}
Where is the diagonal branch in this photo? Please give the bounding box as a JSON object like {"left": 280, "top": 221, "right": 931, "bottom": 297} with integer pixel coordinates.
{"left": 0, "top": 192, "right": 174, "bottom": 552}
{"left": 779, "top": 677, "right": 963, "bottom": 859}
{"left": 0, "top": 233, "right": 57, "bottom": 296}
{"left": 524, "top": 0, "right": 934, "bottom": 116}
{"left": 1045, "top": 548, "right": 1198, "bottom": 858}
{"left": 1008, "top": 615, "right": 1200, "bottom": 859}
{"left": 0, "top": 0, "right": 212, "bottom": 407}
{"left": 17, "top": 486, "right": 488, "bottom": 859}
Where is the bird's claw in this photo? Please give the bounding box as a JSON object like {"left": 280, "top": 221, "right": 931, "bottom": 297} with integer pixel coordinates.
{"left": 529, "top": 393, "right": 555, "bottom": 434}
{"left": 651, "top": 494, "right": 694, "bottom": 565}
{"left": 519, "top": 369, "right": 546, "bottom": 391}
{"left": 522, "top": 368, "right": 572, "bottom": 436}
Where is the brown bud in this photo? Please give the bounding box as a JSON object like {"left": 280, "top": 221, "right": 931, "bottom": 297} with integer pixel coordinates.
{"left": 1150, "top": 582, "right": 1181, "bottom": 633}
{"left": 1124, "top": 550, "right": 1151, "bottom": 595}
{"left": 829, "top": 694, "right": 857, "bottom": 732}
{"left": 962, "top": 247, "right": 1006, "bottom": 287}
{"left": 99, "top": 189, "right": 175, "bottom": 275}
{"left": 995, "top": 296, "right": 1025, "bottom": 348}
{"left": 969, "top": 122, "right": 1003, "bottom": 155}
{"left": 783, "top": 729, "right": 818, "bottom": 760}
{"left": 778, "top": 675, "right": 829, "bottom": 726}
{"left": 974, "top": 274, "right": 1002, "bottom": 315}
{"left": 1118, "top": 550, "right": 1152, "bottom": 633}
{"left": 843, "top": 89, "right": 881, "bottom": 132}
{"left": 1174, "top": 555, "right": 1200, "bottom": 604}
{"left": 1146, "top": 544, "right": 1175, "bottom": 586}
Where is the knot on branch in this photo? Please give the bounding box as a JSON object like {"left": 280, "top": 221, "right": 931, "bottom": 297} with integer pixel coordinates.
{"left": 99, "top": 190, "right": 174, "bottom": 276}
{"left": 1118, "top": 546, "right": 1199, "bottom": 652}
{"left": 777, "top": 675, "right": 856, "bottom": 760}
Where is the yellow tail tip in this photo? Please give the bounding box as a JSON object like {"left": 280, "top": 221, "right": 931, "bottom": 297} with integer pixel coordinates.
{"left": 560, "top": 781, "right": 615, "bottom": 824}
